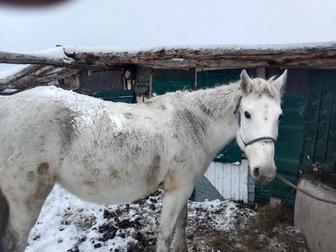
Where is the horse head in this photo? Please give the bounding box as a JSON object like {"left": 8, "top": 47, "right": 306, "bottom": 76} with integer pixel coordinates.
{"left": 235, "top": 69, "right": 287, "bottom": 184}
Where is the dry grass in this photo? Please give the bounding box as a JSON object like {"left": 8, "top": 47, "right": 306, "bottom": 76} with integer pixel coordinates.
{"left": 203, "top": 204, "right": 309, "bottom": 252}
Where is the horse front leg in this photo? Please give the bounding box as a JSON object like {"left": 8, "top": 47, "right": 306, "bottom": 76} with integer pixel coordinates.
{"left": 156, "top": 171, "right": 193, "bottom": 252}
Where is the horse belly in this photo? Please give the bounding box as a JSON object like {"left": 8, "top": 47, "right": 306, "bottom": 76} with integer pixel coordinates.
{"left": 57, "top": 168, "right": 160, "bottom": 205}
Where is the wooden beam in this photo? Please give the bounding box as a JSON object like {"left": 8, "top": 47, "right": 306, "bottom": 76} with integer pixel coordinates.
{"left": 64, "top": 44, "right": 336, "bottom": 69}
{"left": 0, "top": 51, "right": 111, "bottom": 70}
{"left": 1, "top": 43, "right": 336, "bottom": 70}
{"left": 1, "top": 43, "right": 336, "bottom": 90}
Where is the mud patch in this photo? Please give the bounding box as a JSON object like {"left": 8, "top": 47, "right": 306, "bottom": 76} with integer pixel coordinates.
{"left": 83, "top": 180, "right": 96, "bottom": 187}
{"left": 123, "top": 112, "right": 133, "bottom": 119}
{"left": 56, "top": 107, "right": 78, "bottom": 150}
{"left": 113, "top": 131, "right": 130, "bottom": 147}
{"left": 37, "top": 162, "right": 49, "bottom": 176}
{"left": 109, "top": 169, "right": 120, "bottom": 179}
{"left": 159, "top": 104, "right": 166, "bottom": 110}
{"left": 175, "top": 108, "right": 207, "bottom": 145}
{"left": 26, "top": 163, "right": 54, "bottom": 211}
{"left": 199, "top": 103, "right": 212, "bottom": 116}
{"left": 131, "top": 145, "right": 142, "bottom": 155}
{"left": 147, "top": 155, "right": 160, "bottom": 186}
{"left": 164, "top": 170, "right": 178, "bottom": 192}
{"left": 27, "top": 171, "right": 35, "bottom": 182}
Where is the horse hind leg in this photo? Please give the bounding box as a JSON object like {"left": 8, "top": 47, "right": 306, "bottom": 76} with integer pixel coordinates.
{"left": 1, "top": 163, "right": 55, "bottom": 252}
{"left": 0, "top": 189, "right": 9, "bottom": 252}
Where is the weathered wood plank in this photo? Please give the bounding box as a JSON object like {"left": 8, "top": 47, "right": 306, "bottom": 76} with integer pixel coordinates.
{"left": 1, "top": 43, "right": 336, "bottom": 90}
{"left": 1, "top": 43, "right": 336, "bottom": 70}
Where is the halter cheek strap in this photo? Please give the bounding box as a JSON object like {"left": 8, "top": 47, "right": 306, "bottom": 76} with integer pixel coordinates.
{"left": 234, "top": 96, "right": 277, "bottom": 147}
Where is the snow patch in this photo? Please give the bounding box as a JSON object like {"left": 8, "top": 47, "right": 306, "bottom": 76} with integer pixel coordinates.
{"left": 27, "top": 184, "right": 254, "bottom": 251}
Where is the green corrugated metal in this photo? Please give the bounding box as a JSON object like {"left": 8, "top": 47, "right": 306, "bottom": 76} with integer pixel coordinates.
{"left": 255, "top": 94, "right": 305, "bottom": 207}
{"left": 301, "top": 70, "right": 336, "bottom": 173}
{"left": 91, "top": 90, "right": 135, "bottom": 103}
{"left": 152, "top": 77, "right": 192, "bottom": 95}
{"left": 197, "top": 69, "right": 243, "bottom": 89}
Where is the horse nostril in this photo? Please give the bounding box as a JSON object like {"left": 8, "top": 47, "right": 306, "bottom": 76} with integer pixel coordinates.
{"left": 253, "top": 167, "right": 260, "bottom": 178}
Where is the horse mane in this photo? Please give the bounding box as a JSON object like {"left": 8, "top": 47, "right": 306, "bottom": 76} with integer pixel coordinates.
{"left": 146, "top": 75, "right": 281, "bottom": 119}
{"left": 246, "top": 76, "right": 280, "bottom": 98}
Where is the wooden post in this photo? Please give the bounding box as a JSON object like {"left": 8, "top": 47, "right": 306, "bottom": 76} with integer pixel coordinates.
{"left": 134, "top": 66, "right": 152, "bottom": 102}
{"left": 192, "top": 68, "right": 198, "bottom": 90}
{"left": 149, "top": 71, "right": 153, "bottom": 98}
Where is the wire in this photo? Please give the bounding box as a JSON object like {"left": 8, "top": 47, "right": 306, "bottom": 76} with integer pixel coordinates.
{"left": 276, "top": 174, "right": 336, "bottom": 205}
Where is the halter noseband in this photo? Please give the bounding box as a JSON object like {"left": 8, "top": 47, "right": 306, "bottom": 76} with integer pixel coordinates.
{"left": 234, "top": 96, "right": 277, "bottom": 147}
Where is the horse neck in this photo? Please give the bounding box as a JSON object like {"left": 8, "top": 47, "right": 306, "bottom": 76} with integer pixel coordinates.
{"left": 186, "top": 82, "right": 241, "bottom": 158}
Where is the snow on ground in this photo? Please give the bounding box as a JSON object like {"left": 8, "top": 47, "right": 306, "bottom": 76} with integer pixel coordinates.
{"left": 26, "top": 184, "right": 254, "bottom": 252}
{"left": 26, "top": 184, "right": 308, "bottom": 252}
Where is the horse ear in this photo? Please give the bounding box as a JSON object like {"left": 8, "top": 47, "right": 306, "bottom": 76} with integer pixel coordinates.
{"left": 273, "top": 69, "right": 287, "bottom": 95}
{"left": 240, "top": 69, "right": 252, "bottom": 94}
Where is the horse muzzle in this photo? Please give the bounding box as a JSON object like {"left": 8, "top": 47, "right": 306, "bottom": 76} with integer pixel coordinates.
{"left": 250, "top": 165, "right": 276, "bottom": 185}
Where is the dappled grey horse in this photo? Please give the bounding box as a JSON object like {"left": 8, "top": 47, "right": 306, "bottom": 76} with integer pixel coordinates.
{"left": 0, "top": 69, "right": 286, "bottom": 251}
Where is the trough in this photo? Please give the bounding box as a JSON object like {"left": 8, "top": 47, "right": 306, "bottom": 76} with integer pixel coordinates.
{"left": 294, "top": 178, "right": 336, "bottom": 252}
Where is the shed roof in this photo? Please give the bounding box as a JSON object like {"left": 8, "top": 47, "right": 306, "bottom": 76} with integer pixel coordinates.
{"left": 1, "top": 42, "right": 336, "bottom": 90}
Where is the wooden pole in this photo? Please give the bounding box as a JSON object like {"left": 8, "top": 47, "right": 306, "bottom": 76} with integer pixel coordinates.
{"left": 1, "top": 44, "right": 336, "bottom": 69}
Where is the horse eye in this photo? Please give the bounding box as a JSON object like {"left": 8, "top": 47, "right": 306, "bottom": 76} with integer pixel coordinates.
{"left": 244, "top": 111, "right": 251, "bottom": 119}
{"left": 279, "top": 114, "right": 284, "bottom": 121}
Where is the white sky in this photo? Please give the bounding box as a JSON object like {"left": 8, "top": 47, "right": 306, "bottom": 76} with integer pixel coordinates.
{"left": 1, "top": 0, "right": 336, "bottom": 71}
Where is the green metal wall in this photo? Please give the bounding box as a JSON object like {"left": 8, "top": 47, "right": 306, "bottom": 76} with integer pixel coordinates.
{"left": 152, "top": 77, "right": 193, "bottom": 95}
{"left": 300, "top": 70, "right": 336, "bottom": 174}
{"left": 90, "top": 90, "right": 135, "bottom": 103}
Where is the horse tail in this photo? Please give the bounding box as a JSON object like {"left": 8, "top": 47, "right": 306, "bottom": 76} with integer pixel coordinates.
{"left": 0, "top": 188, "right": 9, "bottom": 243}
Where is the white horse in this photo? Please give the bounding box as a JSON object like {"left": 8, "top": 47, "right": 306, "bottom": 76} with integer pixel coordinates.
{"left": 0, "top": 69, "right": 287, "bottom": 252}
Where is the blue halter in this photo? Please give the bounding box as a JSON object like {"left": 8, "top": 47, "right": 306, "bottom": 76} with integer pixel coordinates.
{"left": 234, "top": 96, "right": 277, "bottom": 147}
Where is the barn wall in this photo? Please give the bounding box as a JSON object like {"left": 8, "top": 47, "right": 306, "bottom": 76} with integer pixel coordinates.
{"left": 256, "top": 68, "right": 336, "bottom": 207}
{"left": 79, "top": 70, "right": 124, "bottom": 92}
{"left": 152, "top": 69, "right": 193, "bottom": 95}
{"left": 300, "top": 70, "right": 336, "bottom": 174}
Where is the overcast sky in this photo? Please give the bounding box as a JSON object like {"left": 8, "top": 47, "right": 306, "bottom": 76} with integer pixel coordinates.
{"left": 1, "top": 0, "right": 336, "bottom": 71}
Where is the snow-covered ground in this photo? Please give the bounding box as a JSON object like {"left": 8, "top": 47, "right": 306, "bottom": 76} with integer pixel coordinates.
{"left": 26, "top": 184, "right": 253, "bottom": 251}
{"left": 26, "top": 184, "right": 308, "bottom": 252}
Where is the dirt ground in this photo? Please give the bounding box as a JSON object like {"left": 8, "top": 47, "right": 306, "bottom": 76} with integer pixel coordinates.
{"left": 28, "top": 186, "right": 310, "bottom": 252}
{"left": 187, "top": 204, "right": 309, "bottom": 252}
